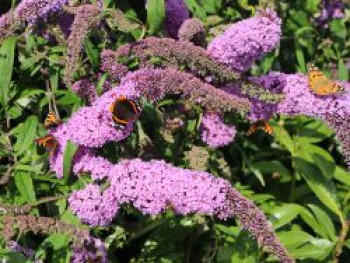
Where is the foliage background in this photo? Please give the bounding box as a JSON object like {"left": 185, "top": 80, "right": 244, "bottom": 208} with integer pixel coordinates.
{"left": 0, "top": 0, "right": 349, "bottom": 262}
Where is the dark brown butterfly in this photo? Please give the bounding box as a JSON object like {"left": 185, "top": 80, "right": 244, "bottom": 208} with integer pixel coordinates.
{"left": 109, "top": 96, "right": 141, "bottom": 128}
{"left": 44, "top": 111, "right": 63, "bottom": 128}
{"left": 34, "top": 135, "right": 58, "bottom": 154}
{"left": 247, "top": 120, "right": 273, "bottom": 135}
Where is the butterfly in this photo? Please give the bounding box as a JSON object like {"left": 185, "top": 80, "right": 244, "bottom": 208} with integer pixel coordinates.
{"left": 34, "top": 135, "right": 58, "bottom": 154}
{"left": 247, "top": 120, "right": 273, "bottom": 135}
{"left": 307, "top": 63, "right": 345, "bottom": 96}
{"left": 44, "top": 111, "right": 63, "bottom": 128}
{"left": 109, "top": 96, "right": 141, "bottom": 128}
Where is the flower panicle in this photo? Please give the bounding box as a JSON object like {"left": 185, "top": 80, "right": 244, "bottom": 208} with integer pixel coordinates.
{"left": 64, "top": 4, "right": 102, "bottom": 86}
{"left": 208, "top": 8, "right": 282, "bottom": 72}
{"left": 2, "top": 214, "right": 90, "bottom": 245}
{"left": 68, "top": 157, "right": 294, "bottom": 262}
{"left": 115, "top": 37, "right": 241, "bottom": 84}
{"left": 122, "top": 68, "right": 252, "bottom": 114}
{"left": 100, "top": 49, "right": 129, "bottom": 82}
{"left": 178, "top": 18, "right": 206, "bottom": 47}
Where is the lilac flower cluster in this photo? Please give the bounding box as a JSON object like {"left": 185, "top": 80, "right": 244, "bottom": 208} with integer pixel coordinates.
{"left": 317, "top": 0, "right": 345, "bottom": 27}
{"left": 208, "top": 9, "right": 282, "bottom": 72}
{"left": 15, "top": 0, "right": 69, "bottom": 24}
{"left": 200, "top": 113, "right": 237, "bottom": 148}
{"left": 178, "top": 18, "right": 206, "bottom": 47}
{"left": 114, "top": 37, "right": 284, "bottom": 102}
{"left": 71, "top": 77, "right": 98, "bottom": 104}
{"left": 68, "top": 158, "right": 294, "bottom": 262}
{"left": 100, "top": 49, "right": 128, "bottom": 82}
{"left": 65, "top": 4, "right": 101, "bottom": 85}
{"left": 71, "top": 237, "right": 107, "bottom": 263}
{"left": 7, "top": 241, "right": 43, "bottom": 263}
{"left": 164, "top": 0, "right": 189, "bottom": 38}
{"left": 226, "top": 72, "right": 350, "bottom": 167}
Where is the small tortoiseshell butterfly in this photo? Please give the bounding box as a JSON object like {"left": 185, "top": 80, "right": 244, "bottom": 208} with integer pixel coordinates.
{"left": 44, "top": 111, "right": 63, "bottom": 128}
{"left": 35, "top": 135, "right": 58, "bottom": 154}
{"left": 307, "top": 63, "right": 345, "bottom": 96}
{"left": 109, "top": 96, "right": 141, "bottom": 128}
{"left": 247, "top": 120, "right": 273, "bottom": 135}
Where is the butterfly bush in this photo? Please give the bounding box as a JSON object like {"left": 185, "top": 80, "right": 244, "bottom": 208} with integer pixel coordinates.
{"left": 164, "top": 0, "right": 189, "bottom": 38}
{"left": 113, "top": 37, "right": 284, "bottom": 103}
{"left": 68, "top": 158, "right": 294, "bottom": 262}
{"left": 200, "top": 113, "right": 237, "bottom": 148}
{"left": 317, "top": 0, "right": 345, "bottom": 27}
{"left": 7, "top": 241, "right": 43, "bottom": 263}
{"left": 14, "top": 0, "right": 68, "bottom": 24}
{"left": 225, "top": 72, "right": 350, "bottom": 166}
{"left": 178, "top": 18, "right": 206, "bottom": 47}
{"left": 71, "top": 237, "right": 107, "bottom": 263}
{"left": 65, "top": 4, "right": 101, "bottom": 85}
{"left": 208, "top": 9, "right": 282, "bottom": 72}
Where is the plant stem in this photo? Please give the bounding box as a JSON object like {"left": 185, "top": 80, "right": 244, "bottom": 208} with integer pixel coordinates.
{"left": 334, "top": 220, "right": 350, "bottom": 262}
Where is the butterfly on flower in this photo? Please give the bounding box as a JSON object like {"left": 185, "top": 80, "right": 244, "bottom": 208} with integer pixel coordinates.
{"left": 307, "top": 63, "right": 345, "bottom": 96}
{"left": 247, "top": 120, "right": 273, "bottom": 135}
{"left": 44, "top": 111, "right": 63, "bottom": 128}
{"left": 109, "top": 96, "right": 141, "bottom": 129}
{"left": 34, "top": 135, "right": 58, "bottom": 154}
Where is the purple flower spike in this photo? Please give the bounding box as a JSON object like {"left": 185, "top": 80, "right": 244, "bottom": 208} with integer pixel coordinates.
{"left": 15, "top": 0, "right": 69, "bottom": 24}
{"left": 200, "top": 112, "right": 237, "bottom": 148}
{"left": 317, "top": 0, "right": 345, "bottom": 27}
{"left": 208, "top": 9, "right": 282, "bottom": 72}
{"left": 71, "top": 237, "right": 107, "bottom": 263}
{"left": 227, "top": 72, "right": 350, "bottom": 167}
{"left": 71, "top": 78, "right": 99, "bottom": 105}
{"left": 48, "top": 125, "right": 94, "bottom": 178}
{"left": 68, "top": 184, "right": 119, "bottom": 226}
{"left": 69, "top": 158, "right": 294, "bottom": 262}
{"left": 164, "top": 0, "right": 189, "bottom": 38}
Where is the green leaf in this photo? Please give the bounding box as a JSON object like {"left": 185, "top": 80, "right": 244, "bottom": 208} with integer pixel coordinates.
{"left": 294, "top": 153, "right": 344, "bottom": 223}
{"left": 297, "top": 141, "right": 336, "bottom": 180}
{"left": 273, "top": 125, "right": 295, "bottom": 154}
{"left": 271, "top": 204, "right": 302, "bottom": 229}
{"left": 0, "top": 250, "right": 29, "bottom": 263}
{"left": 253, "top": 160, "right": 291, "bottom": 177}
{"left": 286, "top": 240, "right": 334, "bottom": 260}
{"left": 0, "top": 37, "right": 16, "bottom": 109}
{"left": 14, "top": 115, "right": 38, "bottom": 156}
{"left": 184, "top": 0, "right": 207, "bottom": 20}
{"left": 308, "top": 204, "right": 336, "bottom": 241}
{"left": 299, "top": 206, "right": 325, "bottom": 238}
{"left": 14, "top": 171, "right": 37, "bottom": 203}
{"left": 338, "top": 59, "right": 349, "bottom": 81}
{"left": 333, "top": 166, "right": 350, "bottom": 186}
{"left": 85, "top": 38, "right": 100, "bottom": 71}
{"left": 278, "top": 230, "right": 313, "bottom": 248}
{"left": 96, "top": 72, "right": 108, "bottom": 96}
{"left": 230, "top": 231, "right": 259, "bottom": 263}
{"left": 63, "top": 140, "right": 79, "bottom": 182}
{"left": 295, "top": 39, "right": 306, "bottom": 73}
{"left": 147, "top": 0, "right": 165, "bottom": 34}
{"left": 42, "top": 234, "right": 71, "bottom": 263}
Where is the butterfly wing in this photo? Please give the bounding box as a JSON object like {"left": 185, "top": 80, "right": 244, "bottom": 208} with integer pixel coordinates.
{"left": 110, "top": 97, "right": 140, "bottom": 126}
{"left": 308, "top": 68, "right": 344, "bottom": 96}
{"left": 248, "top": 120, "right": 273, "bottom": 135}
{"left": 44, "top": 112, "right": 62, "bottom": 128}
{"left": 35, "top": 135, "right": 58, "bottom": 153}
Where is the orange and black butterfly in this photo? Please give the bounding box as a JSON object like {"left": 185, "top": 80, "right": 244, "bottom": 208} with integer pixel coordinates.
{"left": 109, "top": 96, "right": 141, "bottom": 128}
{"left": 34, "top": 135, "right": 58, "bottom": 154}
{"left": 247, "top": 120, "right": 273, "bottom": 135}
{"left": 44, "top": 111, "right": 63, "bottom": 128}
{"left": 307, "top": 63, "right": 345, "bottom": 96}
